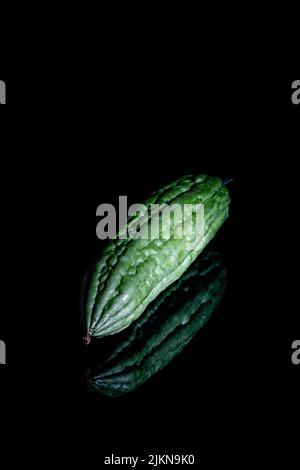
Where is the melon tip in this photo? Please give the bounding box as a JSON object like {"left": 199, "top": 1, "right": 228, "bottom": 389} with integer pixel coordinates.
{"left": 83, "top": 333, "right": 91, "bottom": 345}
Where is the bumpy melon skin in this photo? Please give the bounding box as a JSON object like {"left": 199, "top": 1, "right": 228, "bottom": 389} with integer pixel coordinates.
{"left": 82, "top": 174, "right": 230, "bottom": 339}
{"left": 87, "top": 250, "right": 227, "bottom": 396}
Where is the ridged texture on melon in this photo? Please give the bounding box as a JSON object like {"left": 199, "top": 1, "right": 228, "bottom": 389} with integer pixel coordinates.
{"left": 82, "top": 174, "right": 230, "bottom": 338}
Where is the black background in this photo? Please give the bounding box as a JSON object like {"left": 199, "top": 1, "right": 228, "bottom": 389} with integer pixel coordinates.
{"left": 0, "top": 73, "right": 299, "bottom": 465}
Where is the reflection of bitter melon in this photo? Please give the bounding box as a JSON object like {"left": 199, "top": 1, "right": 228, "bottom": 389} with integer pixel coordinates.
{"left": 87, "top": 250, "right": 227, "bottom": 396}
{"left": 82, "top": 175, "right": 230, "bottom": 340}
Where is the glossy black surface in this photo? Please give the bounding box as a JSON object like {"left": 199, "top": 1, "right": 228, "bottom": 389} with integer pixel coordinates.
{"left": 1, "top": 77, "right": 298, "bottom": 464}
{"left": 87, "top": 250, "right": 227, "bottom": 397}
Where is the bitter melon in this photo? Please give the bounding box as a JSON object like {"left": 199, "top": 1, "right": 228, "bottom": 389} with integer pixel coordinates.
{"left": 82, "top": 174, "right": 230, "bottom": 340}
{"left": 87, "top": 250, "right": 227, "bottom": 396}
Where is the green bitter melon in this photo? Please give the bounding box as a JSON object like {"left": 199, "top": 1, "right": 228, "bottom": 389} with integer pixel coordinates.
{"left": 82, "top": 174, "right": 230, "bottom": 340}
